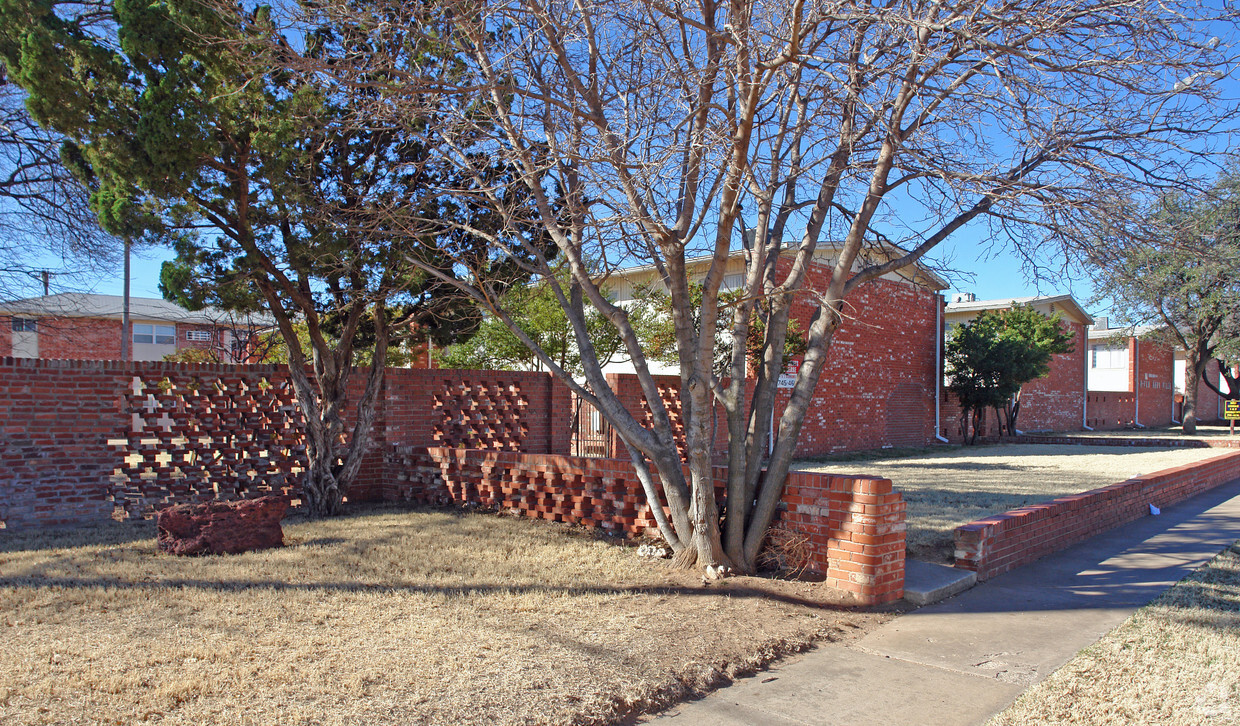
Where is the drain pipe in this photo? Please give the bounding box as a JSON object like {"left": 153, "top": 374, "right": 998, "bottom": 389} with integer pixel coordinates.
{"left": 1082, "top": 325, "right": 1094, "bottom": 430}
{"left": 1132, "top": 338, "right": 1146, "bottom": 428}
{"left": 935, "top": 296, "right": 950, "bottom": 443}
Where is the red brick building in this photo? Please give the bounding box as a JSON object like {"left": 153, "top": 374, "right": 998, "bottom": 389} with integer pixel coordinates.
{"left": 602, "top": 251, "right": 949, "bottom": 457}
{"left": 1085, "top": 317, "right": 1229, "bottom": 428}
{"left": 0, "top": 293, "right": 270, "bottom": 362}
{"left": 1085, "top": 319, "right": 1176, "bottom": 429}
{"left": 942, "top": 294, "right": 1092, "bottom": 438}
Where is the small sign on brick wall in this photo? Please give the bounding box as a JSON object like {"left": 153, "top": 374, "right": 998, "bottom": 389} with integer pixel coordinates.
{"left": 777, "top": 359, "right": 800, "bottom": 389}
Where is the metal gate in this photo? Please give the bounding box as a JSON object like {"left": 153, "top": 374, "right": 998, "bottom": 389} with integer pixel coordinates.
{"left": 572, "top": 396, "right": 614, "bottom": 458}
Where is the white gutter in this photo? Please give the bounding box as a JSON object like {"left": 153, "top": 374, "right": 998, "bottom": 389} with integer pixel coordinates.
{"left": 935, "top": 296, "right": 949, "bottom": 443}
{"left": 1132, "top": 338, "right": 1145, "bottom": 427}
{"left": 1082, "top": 325, "right": 1093, "bottom": 430}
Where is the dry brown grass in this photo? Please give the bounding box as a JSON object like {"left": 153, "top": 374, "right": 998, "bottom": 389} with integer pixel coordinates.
{"left": 0, "top": 506, "right": 886, "bottom": 726}
{"left": 989, "top": 541, "right": 1240, "bottom": 726}
{"left": 795, "top": 444, "right": 1229, "bottom": 562}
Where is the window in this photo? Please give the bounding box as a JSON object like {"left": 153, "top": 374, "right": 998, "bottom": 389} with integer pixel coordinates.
{"left": 133, "top": 324, "right": 176, "bottom": 345}
{"left": 10, "top": 317, "right": 36, "bottom": 332}
{"left": 1090, "top": 344, "right": 1128, "bottom": 369}
{"left": 185, "top": 330, "right": 211, "bottom": 342}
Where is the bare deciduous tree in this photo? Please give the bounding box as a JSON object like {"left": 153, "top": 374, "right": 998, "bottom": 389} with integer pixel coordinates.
{"left": 288, "top": 0, "right": 1236, "bottom": 571}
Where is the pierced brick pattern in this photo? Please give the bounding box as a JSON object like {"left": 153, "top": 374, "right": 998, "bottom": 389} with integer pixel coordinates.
{"left": 432, "top": 379, "right": 535, "bottom": 450}
{"left": 954, "top": 450, "right": 1240, "bottom": 580}
{"left": 1, "top": 358, "right": 573, "bottom": 529}
{"left": 111, "top": 373, "right": 306, "bottom": 518}
{"left": 385, "top": 446, "right": 907, "bottom": 605}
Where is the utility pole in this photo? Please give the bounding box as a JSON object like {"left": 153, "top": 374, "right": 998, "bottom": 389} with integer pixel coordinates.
{"left": 41, "top": 270, "right": 49, "bottom": 295}
{"left": 121, "top": 238, "right": 131, "bottom": 362}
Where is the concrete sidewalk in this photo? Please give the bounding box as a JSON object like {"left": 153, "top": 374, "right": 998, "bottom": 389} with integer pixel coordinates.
{"left": 647, "top": 477, "right": 1240, "bottom": 726}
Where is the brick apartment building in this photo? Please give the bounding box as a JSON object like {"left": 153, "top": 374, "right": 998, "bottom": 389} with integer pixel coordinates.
{"left": 602, "top": 249, "right": 950, "bottom": 456}
{"left": 0, "top": 293, "right": 270, "bottom": 362}
{"left": 942, "top": 293, "right": 1092, "bottom": 437}
{"left": 1086, "top": 317, "right": 1228, "bottom": 428}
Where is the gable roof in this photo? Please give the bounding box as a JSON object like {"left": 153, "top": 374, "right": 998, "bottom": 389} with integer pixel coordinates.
{"left": 943, "top": 294, "right": 1094, "bottom": 326}
{"left": 0, "top": 293, "right": 273, "bottom": 327}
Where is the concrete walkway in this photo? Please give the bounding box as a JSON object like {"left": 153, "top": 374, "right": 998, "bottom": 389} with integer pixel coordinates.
{"left": 647, "top": 477, "right": 1240, "bottom": 726}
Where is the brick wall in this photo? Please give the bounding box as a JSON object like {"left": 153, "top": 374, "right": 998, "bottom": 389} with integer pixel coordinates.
{"left": 602, "top": 264, "right": 943, "bottom": 458}
{"left": 1017, "top": 321, "right": 1086, "bottom": 432}
{"left": 0, "top": 315, "right": 257, "bottom": 362}
{"left": 1186, "top": 363, "right": 1224, "bottom": 423}
{"left": 1084, "top": 338, "right": 1175, "bottom": 430}
{"left": 786, "top": 265, "right": 941, "bottom": 455}
{"left": 0, "top": 315, "right": 125, "bottom": 360}
{"left": 0, "top": 358, "right": 122, "bottom": 527}
{"left": 1086, "top": 391, "right": 1137, "bottom": 430}
{"left": 0, "top": 358, "right": 572, "bottom": 528}
{"left": 999, "top": 433, "right": 1240, "bottom": 449}
{"left": 1134, "top": 339, "right": 1175, "bottom": 427}
{"left": 954, "top": 450, "right": 1240, "bottom": 580}
{"left": 383, "top": 446, "right": 906, "bottom": 604}
{"left": 942, "top": 321, "right": 1087, "bottom": 440}
{"left": 2, "top": 358, "right": 910, "bottom": 603}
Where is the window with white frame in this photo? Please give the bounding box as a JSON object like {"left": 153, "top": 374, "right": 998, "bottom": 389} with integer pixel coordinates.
{"left": 185, "top": 330, "right": 211, "bottom": 342}
{"left": 133, "top": 324, "right": 175, "bottom": 345}
{"left": 1090, "top": 344, "right": 1127, "bottom": 369}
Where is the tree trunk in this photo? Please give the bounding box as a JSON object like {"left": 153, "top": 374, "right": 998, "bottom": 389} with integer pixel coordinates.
{"left": 1183, "top": 346, "right": 1203, "bottom": 435}
{"left": 302, "top": 440, "right": 343, "bottom": 516}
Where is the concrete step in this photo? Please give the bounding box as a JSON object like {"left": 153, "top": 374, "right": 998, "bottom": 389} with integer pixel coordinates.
{"left": 903, "top": 559, "right": 977, "bottom": 606}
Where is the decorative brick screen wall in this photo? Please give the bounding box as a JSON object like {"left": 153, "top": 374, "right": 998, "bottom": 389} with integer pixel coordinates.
{"left": 0, "top": 358, "right": 572, "bottom": 528}
{"left": 2, "top": 357, "right": 907, "bottom": 605}
{"left": 383, "top": 446, "right": 906, "bottom": 604}
{"left": 954, "top": 450, "right": 1240, "bottom": 580}
{"left": 112, "top": 368, "right": 306, "bottom": 519}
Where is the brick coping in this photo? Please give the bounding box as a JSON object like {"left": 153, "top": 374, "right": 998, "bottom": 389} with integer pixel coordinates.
{"left": 1001, "top": 433, "right": 1240, "bottom": 449}
{"left": 953, "top": 449, "right": 1240, "bottom": 580}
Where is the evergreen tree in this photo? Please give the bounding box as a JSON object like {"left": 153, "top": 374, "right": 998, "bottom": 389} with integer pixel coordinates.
{"left": 0, "top": 0, "right": 541, "bottom": 514}
{"left": 946, "top": 304, "right": 1074, "bottom": 442}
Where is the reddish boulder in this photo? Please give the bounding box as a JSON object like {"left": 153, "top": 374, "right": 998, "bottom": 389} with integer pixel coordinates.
{"left": 157, "top": 496, "right": 290, "bottom": 556}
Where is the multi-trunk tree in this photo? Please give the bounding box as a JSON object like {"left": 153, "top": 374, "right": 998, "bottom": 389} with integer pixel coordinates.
{"left": 322, "top": 0, "right": 1234, "bottom": 572}
{"left": 0, "top": 0, "right": 542, "bottom": 515}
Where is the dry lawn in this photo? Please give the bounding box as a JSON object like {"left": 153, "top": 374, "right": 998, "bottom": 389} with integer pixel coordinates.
{"left": 795, "top": 444, "right": 1230, "bottom": 562}
{"left": 0, "top": 506, "right": 887, "bottom": 726}
{"left": 989, "top": 541, "right": 1240, "bottom": 726}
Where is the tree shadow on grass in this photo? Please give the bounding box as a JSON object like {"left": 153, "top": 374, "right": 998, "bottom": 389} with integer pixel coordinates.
{"left": 0, "top": 573, "right": 864, "bottom": 610}
{"left": 0, "top": 519, "right": 156, "bottom": 554}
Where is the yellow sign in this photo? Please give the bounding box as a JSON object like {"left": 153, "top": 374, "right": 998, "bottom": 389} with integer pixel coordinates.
{"left": 1225, "top": 400, "right": 1240, "bottom": 421}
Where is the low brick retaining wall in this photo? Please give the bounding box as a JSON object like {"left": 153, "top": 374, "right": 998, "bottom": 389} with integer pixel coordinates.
{"left": 1006, "top": 433, "right": 1240, "bottom": 449}
{"left": 383, "top": 446, "right": 906, "bottom": 604}
{"left": 954, "top": 450, "right": 1240, "bottom": 580}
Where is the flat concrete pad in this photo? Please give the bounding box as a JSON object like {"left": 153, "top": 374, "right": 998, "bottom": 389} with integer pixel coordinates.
{"left": 654, "top": 644, "right": 1024, "bottom": 726}
{"left": 646, "top": 478, "right": 1240, "bottom": 726}
{"left": 858, "top": 604, "right": 1133, "bottom": 685}
{"left": 903, "top": 559, "right": 977, "bottom": 606}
